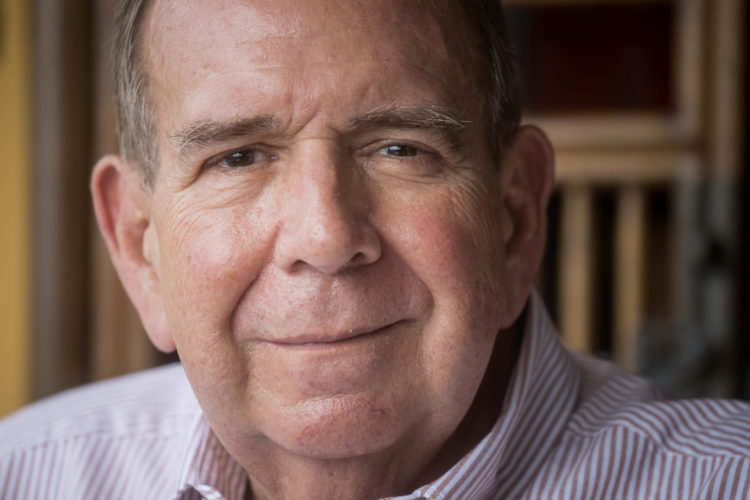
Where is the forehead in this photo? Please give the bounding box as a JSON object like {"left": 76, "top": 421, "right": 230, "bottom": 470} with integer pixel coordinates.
{"left": 141, "top": 0, "right": 483, "bottom": 128}
{"left": 142, "top": 0, "right": 476, "bottom": 63}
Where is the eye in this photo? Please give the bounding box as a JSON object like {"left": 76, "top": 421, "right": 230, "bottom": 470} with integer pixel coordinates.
{"left": 378, "top": 144, "right": 420, "bottom": 157}
{"left": 218, "top": 149, "right": 272, "bottom": 168}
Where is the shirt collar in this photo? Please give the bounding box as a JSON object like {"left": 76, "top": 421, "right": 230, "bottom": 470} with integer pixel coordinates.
{"left": 174, "top": 290, "right": 580, "bottom": 500}
{"left": 407, "top": 290, "right": 581, "bottom": 499}
{"left": 174, "top": 410, "right": 248, "bottom": 500}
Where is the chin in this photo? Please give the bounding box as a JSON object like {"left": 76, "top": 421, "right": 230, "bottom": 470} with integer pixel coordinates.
{"left": 265, "top": 392, "right": 414, "bottom": 460}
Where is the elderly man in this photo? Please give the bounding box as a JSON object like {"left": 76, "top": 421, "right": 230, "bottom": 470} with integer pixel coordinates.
{"left": 2, "top": 0, "right": 749, "bottom": 498}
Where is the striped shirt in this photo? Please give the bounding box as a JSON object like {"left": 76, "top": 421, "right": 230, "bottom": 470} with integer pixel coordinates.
{"left": 1, "top": 292, "right": 749, "bottom": 499}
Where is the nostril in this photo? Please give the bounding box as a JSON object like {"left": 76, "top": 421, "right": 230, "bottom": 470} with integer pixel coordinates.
{"left": 351, "top": 251, "right": 367, "bottom": 266}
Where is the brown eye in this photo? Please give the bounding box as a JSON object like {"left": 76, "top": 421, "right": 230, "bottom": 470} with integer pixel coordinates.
{"left": 221, "top": 149, "right": 269, "bottom": 168}
{"left": 380, "top": 144, "right": 420, "bottom": 157}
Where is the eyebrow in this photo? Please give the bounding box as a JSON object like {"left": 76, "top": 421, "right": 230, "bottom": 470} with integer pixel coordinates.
{"left": 350, "top": 105, "right": 470, "bottom": 151}
{"left": 169, "top": 114, "right": 277, "bottom": 163}
{"left": 168, "top": 105, "right": 469, "bottom": 164}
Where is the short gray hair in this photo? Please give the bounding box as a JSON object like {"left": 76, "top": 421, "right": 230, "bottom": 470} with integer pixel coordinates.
{"left": 113, "top": 0, "right": 157, "bottom": 186}
{"left": 112, "top": 0, "right": 520, "bottom": 186}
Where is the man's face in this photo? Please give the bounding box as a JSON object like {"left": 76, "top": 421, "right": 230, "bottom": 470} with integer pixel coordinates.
{"left": 139, "top": 0, "right": 523, "bottom": 464}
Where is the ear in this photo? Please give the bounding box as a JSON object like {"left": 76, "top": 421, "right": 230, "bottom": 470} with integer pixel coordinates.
{"left": 91, "top": 155, "right": 176, "bottom": 352}
{"left": 498, "top": 125, "right": 555, "bottom": 318}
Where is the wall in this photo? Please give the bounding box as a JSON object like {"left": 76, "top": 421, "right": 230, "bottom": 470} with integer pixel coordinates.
{"left": 0, "top": 0, "right": 30, "bottom": 415}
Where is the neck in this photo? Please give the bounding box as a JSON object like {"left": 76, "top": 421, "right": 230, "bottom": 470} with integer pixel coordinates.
{"left": 245, "top": 318, "right": 524, "bottom": 500}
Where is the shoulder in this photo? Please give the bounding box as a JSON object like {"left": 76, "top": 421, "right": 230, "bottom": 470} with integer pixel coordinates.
{"left": 568, "top": 352, "right": 750, "bottom": 458}
{"left": 563, "top": 352, "right": 663, "bottom": 438}
{"left": 0, "top": 362, "right": 197, "bottom": 450}
{"left": 522, "top": 354, "right": 750, "bottom": 498}
{"left": 0, "top": 363, "right": 199, "bottom": 498}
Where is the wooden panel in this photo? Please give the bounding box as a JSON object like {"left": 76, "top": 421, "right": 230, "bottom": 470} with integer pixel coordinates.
{"left": 506, "top": 0, "right": 672, "bottom": 5}
{"left": 507, "top": 2, "right": 674, "bottom": 114}
{"left": 527, "top": 114, "right": 696, "bottom": 150}
{"left": 0, "top": 0, "right": 31, "bottom": 416}
{"left": 32, "top": 0, "right": 94, "bottom": 399}
{"left": 708, "top": 0, "right": 744, "bottom": 179}
{"left": 511, "top": 0, "right": 745, "bottom": 396}
{"left": 675, "top": 0, "right": 704, "bottom": 139}
{"left": 614, "top": 187, "right": 646, "bottom": 371}
{"left": 554, "top": 150, "right": 700, "bottom": 185}
{"left": 558, "top": 185, "right": 594, "bottom": 351}
{"left": 514, "top": 0, "right": 703, "bottom": 148}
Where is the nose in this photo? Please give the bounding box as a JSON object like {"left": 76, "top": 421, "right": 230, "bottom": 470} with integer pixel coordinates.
{"left": 274, "top": 147, "right": 382, "bottom": 274}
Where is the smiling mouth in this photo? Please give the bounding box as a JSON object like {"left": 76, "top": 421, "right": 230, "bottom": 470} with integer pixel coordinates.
{"left": 265, "top": 321, "right": 404, "bottom": 347}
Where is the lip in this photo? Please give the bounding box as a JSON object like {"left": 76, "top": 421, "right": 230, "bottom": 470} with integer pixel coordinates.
{"left": 264, "top": 321, "right": 402, "bottom": 346}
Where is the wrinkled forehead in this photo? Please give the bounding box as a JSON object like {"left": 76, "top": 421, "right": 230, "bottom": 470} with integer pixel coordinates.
{"left": 146, "top": 0, "right": 467, "bottom": 37}
{"left": 142, "top": 0, "right": 478, "bottom": 56}
{"left": 140, "top": 0, "right": 485, "bottom": 114}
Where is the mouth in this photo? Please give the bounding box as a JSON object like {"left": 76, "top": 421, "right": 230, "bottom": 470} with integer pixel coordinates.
{"left": 265, "top": 320, "right": 404, "bottom": 347}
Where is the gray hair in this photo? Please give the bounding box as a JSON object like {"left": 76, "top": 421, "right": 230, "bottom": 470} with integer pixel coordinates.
{"left": 113, "top": 0, "right": 157, "bottom": 186}
{"left": 112, "top": 0, "right": 520, "bottom": 186}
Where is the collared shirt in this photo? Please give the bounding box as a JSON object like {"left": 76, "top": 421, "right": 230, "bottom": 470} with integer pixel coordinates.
{"left": 1, "top": 293, "right": 749, "bottom": 499}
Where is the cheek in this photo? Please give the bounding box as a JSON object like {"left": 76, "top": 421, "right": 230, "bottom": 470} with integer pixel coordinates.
{"left": 156, "top": 200, "right": 271, "bottom": 335}
{"left": 387, "top": 183, "right": 508, "bottom": 383}
{"left": 394, "top": 183, "right": 506, "bottom": 309}
{"left": 155, "top": 203, "right": 273, "bottom": 406}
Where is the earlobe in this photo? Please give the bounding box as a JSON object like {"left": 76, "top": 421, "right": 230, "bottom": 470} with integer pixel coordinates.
{"left": 90, "top": 156, "right": 176, "bottom": 352}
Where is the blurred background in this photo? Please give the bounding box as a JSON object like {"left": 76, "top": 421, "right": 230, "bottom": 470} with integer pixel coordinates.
{"left": 0, "top": 0, "right": 747, "bottom": 417}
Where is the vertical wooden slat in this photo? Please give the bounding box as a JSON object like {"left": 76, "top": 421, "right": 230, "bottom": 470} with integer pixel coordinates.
{"left": 614, "top": 187, "right": 645, "bottom": 372}
{"left": 558, "top": 185, "right": 593, "bottom": 352}
{"left": 675, "top": 0, "right": 704, "bottom": 138}
{"left": 32, "top": 0, "right": 94, "bottom": 399}
{"left": 91, "top": 0, "right": 121, "bottom": 380}
{"left": 709, "top": 0, "right": 743, "bottom": 180}
{"left": 0, "top": 0, "right": 31, "bottom": 416}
